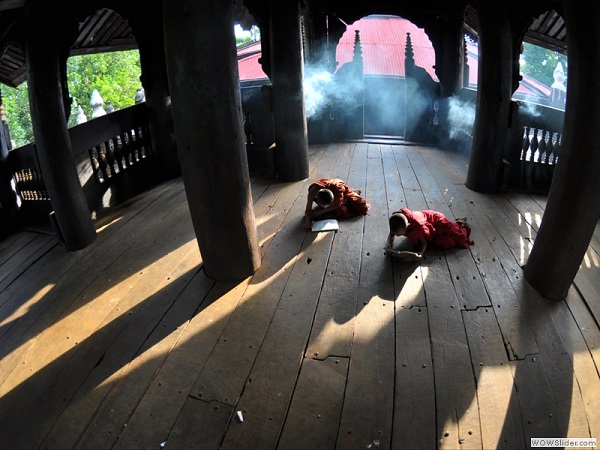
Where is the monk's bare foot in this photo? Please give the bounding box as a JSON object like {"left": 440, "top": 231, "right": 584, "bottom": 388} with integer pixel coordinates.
{"left": 456, "top": 217, "right": 467, "bottom": 226}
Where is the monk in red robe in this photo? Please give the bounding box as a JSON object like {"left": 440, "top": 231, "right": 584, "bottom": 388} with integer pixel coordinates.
{"left": 304, "top": 178, "right": 370, "bottom": 229}
{"left": 385, "top": 208, "right": 473, "bottom": 260}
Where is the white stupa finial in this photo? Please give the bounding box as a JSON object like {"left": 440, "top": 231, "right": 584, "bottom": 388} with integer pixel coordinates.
{"left": 135, "top": 88, "right": 145, "bottom": 104}
{"left": 90, "top": 89, "right": 107, "bottom": 118}
{"left": 551, "top": 62, "right": 566, "bottom": 90}
{"left": 77, "top": 105, "right": 87, "bottom": 124}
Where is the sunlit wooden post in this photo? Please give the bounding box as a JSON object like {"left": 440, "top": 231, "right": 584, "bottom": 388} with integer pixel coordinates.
{"left": 24, "top": 2, "right": 96, "bottom": 250}
{"left": 163, "top": 0, "right": 260, "bottom": 281}
{"left": 269, "top": 0, "right": 309, "bottom": 181}
{"left": 465, "top": 3, "right": 514, "bottom": 193}
{"left": 524, "top": 0, "right": 600, "bottom": 300}
{"left": 128, "top": 1, "right": 180, "bottom": 180}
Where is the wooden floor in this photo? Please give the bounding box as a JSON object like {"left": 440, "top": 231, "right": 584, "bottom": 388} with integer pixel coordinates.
{"left": 1, "top": 142, "right": 599, "bottom": 449}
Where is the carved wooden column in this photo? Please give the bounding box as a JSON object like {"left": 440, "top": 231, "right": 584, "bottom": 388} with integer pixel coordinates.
{"left": 269, "top": 0, "right": 309, "bottom": 181}
{"left": 127, "top": 1, "right": 180, "bottom": 180}
{"left": 524, "top": 0, "right": 600, "bottom": 300}
{"left": 465, "top": 2, "right": 514, "bottom": 193}
{"left": 426, "top": 13, "right": 465, "bottom": 98}
{"left": 24, "top": 3, "right": 96, "bottom": 250}
{"left": 163, "top": 0, "right": 260, "bottom": 281}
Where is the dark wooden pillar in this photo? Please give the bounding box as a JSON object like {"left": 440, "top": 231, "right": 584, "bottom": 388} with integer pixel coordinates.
{"left": 465, "top": 3, "right": 513, "bottom": 193}
{"left": 304, "top": 9, "right": 337, "bottom": 74}
{"left": 426, "top": 13, "right": 465, "bottom": 98}
{"left": 524, "top": 0, "right": 600, "bottom": 300}
{"left": 24, "top": 3, "right": 96, "bottom": 250}
{"left": 269, "top": 0, "right": 309, "bottom": 181}
{"left": 163, "top": 0, "right": 260, "bottom": 281}
{"left": 127, "top": 2, "right": 180, "bottom": 180}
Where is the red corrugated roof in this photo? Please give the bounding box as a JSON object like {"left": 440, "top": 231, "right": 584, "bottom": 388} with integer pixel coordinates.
{"left": 238, "top": 52, "right": 268, "bottom": 80}
{"left": 237, "top": 41, "right": 268, "bottom": 80}
{"left": 336, "top": 15, "right": 438, "bottom": 79}
{"left": 237, "top": 15, "right": 550, "bottom": 99}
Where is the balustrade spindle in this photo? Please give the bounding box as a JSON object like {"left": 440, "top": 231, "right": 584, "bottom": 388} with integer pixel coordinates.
{"left": 522, "top": 126, "right": 530, "bottom": 161}
{"left": 545, "top": 132, "right": 554, "bottom": 164}
{"left": 88, "top": 148, "right": 102, "bottom": 183}
{"left": 127, "top": 130, "right": 139, "bottom": 162}
{"left": 119, "top": 132, "right": 131, "bottom": 165}
{"left": 112, "top": 136, "right": 124, "bottom": 171}
{"left": 97, "top": 143, "right": 109, "bottom": 182}
{"left": 104, "top": 140, "right": 117, "bottom": 177}
{"left": 538, "top": 130, "right": 547, "bottom": 163}
{"left": 529, "top": 128, "right": 539, "bottom": 162}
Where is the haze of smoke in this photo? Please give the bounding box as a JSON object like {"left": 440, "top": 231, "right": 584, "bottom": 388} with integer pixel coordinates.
{"left": 447, "top": 96, "right": 475, "bottom": 138}
{"left": 303, "top": 62, "right": 365, "bottom": 119}
{"left": 304, "top": 69, "right": 333, "bottom": 118}
{"left": 520, "top": 100, "right": 541, "bottom": 118}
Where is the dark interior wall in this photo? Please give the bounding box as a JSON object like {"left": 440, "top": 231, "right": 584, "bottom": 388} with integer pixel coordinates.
{"left": 363, "top": 76, "right": 406, "bottom": 137}
{"left": 240, "top": 80, "right": 274, "bottom": 147}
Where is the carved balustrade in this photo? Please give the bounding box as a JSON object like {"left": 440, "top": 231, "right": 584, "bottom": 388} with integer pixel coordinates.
{"left": 504, "top": 101, "right": 564, "bottom": 193}
{"left": 3, "top": 103, "right": 155, "bottom": 227}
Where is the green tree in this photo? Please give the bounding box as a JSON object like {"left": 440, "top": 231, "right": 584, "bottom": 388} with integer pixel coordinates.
{"left": 1, "top": 49, "right": 141, "bottom": 148}
{"left": 520, "top": 42, "right": 568, "bottom": 87}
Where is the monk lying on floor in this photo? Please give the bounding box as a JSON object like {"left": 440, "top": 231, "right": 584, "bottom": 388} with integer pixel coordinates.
{"left": 304, "top": 178, "right": 370, "bottom": 229}
{"left": 385, "top": 208, "right": 473, "bottom": 261}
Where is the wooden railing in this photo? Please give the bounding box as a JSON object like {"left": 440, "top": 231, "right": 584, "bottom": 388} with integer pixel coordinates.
{"left": 69, "top": 103, "right": 152, "bottom": 185}
{"left": 521, "top": 126, "right": 562, "bottom": 166}
{"left": 3, "top": 103, "right": 155, "bottom": 227}
{"left": 504, "top": 102, "right": 564, "bottom": 193}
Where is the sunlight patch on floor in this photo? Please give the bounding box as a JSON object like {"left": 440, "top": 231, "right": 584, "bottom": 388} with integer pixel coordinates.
{"left": 581, "top": 247, "right": 600, "bottom": 269}
{"left": 0, "top": 283, "right": 55, "bottom": 328}
{"left": 0, "top": 241, "right": 195, "bottom": 397}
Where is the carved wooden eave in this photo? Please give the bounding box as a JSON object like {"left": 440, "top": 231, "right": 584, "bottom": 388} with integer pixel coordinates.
{"left": 0, "top": 5, "right": 137, "bottom": 88}
{"left": 0, "top": 0, "right": 568, "bottom": 90}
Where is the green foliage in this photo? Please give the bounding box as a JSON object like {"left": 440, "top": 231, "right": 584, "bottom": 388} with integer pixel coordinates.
{"left": 236, "top": 35, "right": 253, "bottom": 47}
{"left": 235, "top": 25, "right": 260, "bottom": 48}
{"left": 0, "top": 84, "right": 30, "bottom": 147}
{"left": 1, "top": 50, "right": 141, "bottom": 148}
{"left": 520, "top": 42, "right": 568, "bottom": 87}
{"left": 67, "top": 50, "right": 142, "bottom": 122}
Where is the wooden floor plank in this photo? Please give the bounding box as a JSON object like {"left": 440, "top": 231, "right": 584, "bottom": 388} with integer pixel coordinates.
{"left": 44, "top": 269, "right": 212, "bottom": 450}
{"left": 279, "top": 356, "right": 349, "bottom": 449}
{"left": 0, "top": 232, "right": 57, "bottom": 294}
{"left": 391, "top": 145, "right": 428, "bottom": 210}
{"left": 451, "top": 184, "right": 539, "bottom": 359}
{"left": 463, "top": 308, "right": 526, "bottom": 449}
{"left": 551, "top": 289, "right": 600, "bottom": 438}
{"left": 104, "top": 277, "right": 248, "bottom": 450}
{"left": 415, "top": 147, "right": 489, "bottom": 310}
{"left": 564, "top": 286, "right": 600, "bottom": 373}
{"left": 513, "top": 280, "right": 591, "bottom": 440}
{"left": 114, "top": 197, "right": 318, "bottom": 448}
{"left": 392, "top": 307, "right": 436, "bottom": 449}
{"left": 305, "top": 142, "right": 368, "bottom": 359}
{"left": 574, "top": 263, "right": 600, "bottom": 327}
{"left": 382, "top": 145, "right": 426, "bottom": 308}
{"left": 0, "top": 183, "right": 188, "bottom": 393}
{"left": 336, "top": 145, "right": 396, "bottom": 449}
{"left": 5, "top": 196, "right": 200, "bottom": 448}
{"left": 423, "top": 247, "right": 482, "bottom": 449}
{"left": 0, "top": 142, "right": 598, "bottom": 450}
{"left": 164, "top": 396, "right": 232, "bottom": 450}
{"left": 220, "top": 232, "right": 334, "bottom": 449}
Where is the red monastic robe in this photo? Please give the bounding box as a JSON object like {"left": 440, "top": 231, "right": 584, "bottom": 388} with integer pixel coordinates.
{"left": 399, "top": 208, "right": 474, "bottom": 249}
{"left": 309, "top": 178, "right": 370, "bottom": 219}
